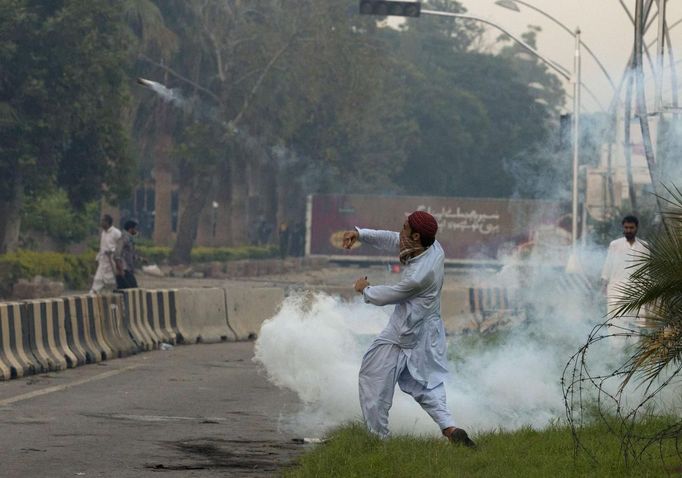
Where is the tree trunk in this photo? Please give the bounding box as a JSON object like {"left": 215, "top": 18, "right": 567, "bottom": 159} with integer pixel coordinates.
{"left": 246, "top": 159, "right": 260, "bottom": 240}
{"left": 170, "top": 174, "right": 213, "bottom": 265}
{"left": 0, "top": 176, "right": 23, "bottom": 254}
{"left": 215, "top": 162, "right": 232, "bottom": 246}
{"left": 262, "top": 161, "right": 278, "bottom": 228}
{"left": 153, "top": 134, "right": 174, "bottom": 246}
{"left": 229, "top": 157, "right": 249, "bottom": 245}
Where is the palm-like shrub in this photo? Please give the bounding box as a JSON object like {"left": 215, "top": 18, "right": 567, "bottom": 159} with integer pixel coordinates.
{"left": 614, "top": 186, "right": 682, "bottom": 391}
{"left": 562, "top": 191, "right": 682, "bottom": 462}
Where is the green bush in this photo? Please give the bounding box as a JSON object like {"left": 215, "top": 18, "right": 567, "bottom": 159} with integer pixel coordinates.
{"left": 21, "top": 191, "right": 99, "bottom": 248}
{"left": 136, "top": 246, "right": 171, "bottom": 264}
{"left": 136, "top": 245, "right": 278, "bottom": 264}
{"left": 0, "top": 245, "right": 279, "bottom": 297}
{"left": 0, "top": 250, "right": 95, "bottom": 296}
{"left": 191, "top": 245, "right": 278, "bottom": 262}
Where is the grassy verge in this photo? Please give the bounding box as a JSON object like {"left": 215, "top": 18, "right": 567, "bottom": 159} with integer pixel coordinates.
{"left": 284, "top": 421, "right": 681, "bottom": 477}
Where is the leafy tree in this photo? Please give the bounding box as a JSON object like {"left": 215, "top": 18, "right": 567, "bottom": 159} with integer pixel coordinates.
{"left": 379, "top": 15, "right": 565, "bottom": 198}
{"left": 132, "top": 0, "right": 415, "bottom": 262}
{"left": 128, "top": 0, "right": 566, "bottom": 261}
{"left": 0, "top": 0, "right": 134, "bottom": 252}
{"left": 21, "top": 190, "right": 98, "bottom": 249}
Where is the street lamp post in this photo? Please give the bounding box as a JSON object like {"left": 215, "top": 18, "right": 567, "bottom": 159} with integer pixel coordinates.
{"left": 495, "top": 0, "right": 616, "bottom": 93}
{"left": 572, "top": 29, "right": 582, "bottom": 250}
{"left": 655, "top": 0, "right": 667, "bottom": 113}
{"left": 419, "top": 9, "right": 571, "bottom": 80}
{"left": 418, "top": 8, "right": 583, "bottom": 250}
{"left": 211, "top": 201, "right": 219, "bottom": 246}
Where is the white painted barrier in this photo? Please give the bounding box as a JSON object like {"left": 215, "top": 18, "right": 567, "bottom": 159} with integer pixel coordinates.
{"left": 175, "top": 288, "right": 235, "bottom": 343}
{"left": 224, "top": 286, "right": 284, "bottom": 340}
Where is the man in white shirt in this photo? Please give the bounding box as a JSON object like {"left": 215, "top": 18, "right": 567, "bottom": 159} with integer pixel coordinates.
{"left": 343, "top": 211, "right": 475, "bottom": 447}
{"left": 89, "top": 214, "right": 122, "bottom": 294}
{"left": 601, "top": 215, "right": 647, "bottom": 321}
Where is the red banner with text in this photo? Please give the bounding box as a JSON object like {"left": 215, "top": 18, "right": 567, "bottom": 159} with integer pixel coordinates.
{"left": 307, "top": 194, "right": 567, "bottom": 264}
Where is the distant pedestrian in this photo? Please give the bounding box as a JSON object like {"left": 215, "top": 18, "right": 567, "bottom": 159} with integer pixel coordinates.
{"left": 115, "top": 219, "right": 140, "bottom": 289}
{"left": 255, "top": 215, "right": 272, "bottom": 245}
{"left": 291, "top": 222, "right": 305, "bottom": 256}
{"left": 89, "top": 215, "right": 121, "bottom": 294}
{"left": 601, "top": 215, "right": 648, "bottom": 322}
{"left": 278, "top": 222, "right": 290, "bottom": 259}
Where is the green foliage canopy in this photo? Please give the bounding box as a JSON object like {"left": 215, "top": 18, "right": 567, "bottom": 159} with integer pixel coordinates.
{"left": 0, "top": 0, "right": 134, "bottom": 207}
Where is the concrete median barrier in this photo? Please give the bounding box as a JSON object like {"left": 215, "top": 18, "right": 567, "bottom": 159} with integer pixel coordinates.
{"left": 144, "top": 290, "right": 178, "bottom": 344}
{"left": 304, "top": 285, "right": 355, "bottom": 301}
{"left": 0, "top": 302, "right": 36, "bottom": 379}
{"left": 0, "top": 285, "right": 282, "bottom": 381}
{"left": 174, "top": 288, "right": 235, "bottom": 343}
{"left": 22, "top": 299, "right": 76, "bottom": 372}
{"left": 83, "top": 295, "right": 115, "bottom": 360}
{"left": 224, "top": 286, "right": 284, "bottom": 341}
{"left": 99, "top": 293, "right": 139, "bottom": 357}
{"left": 63, "top": 295, "right": 111, "bottom": 363}
{"left": 121, "top": 289, "right": 158, "bottom": 350}
{"left": 22, "top": 300, "right": 62, "bottom": 372}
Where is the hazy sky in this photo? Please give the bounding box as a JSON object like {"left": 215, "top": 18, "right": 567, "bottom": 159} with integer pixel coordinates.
{"left": 445, "top": 0, "right": 682, "bottom": 112}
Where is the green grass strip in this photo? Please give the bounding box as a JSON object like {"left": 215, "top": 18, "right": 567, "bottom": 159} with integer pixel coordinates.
{"left": 284, "top": 421, "right": 682, "bottom": 477}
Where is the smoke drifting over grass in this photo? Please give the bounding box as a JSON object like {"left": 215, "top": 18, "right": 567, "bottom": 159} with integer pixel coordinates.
{"left": 254, "top": 247, "right": 682, "bottom": 438}
{"left": 253, "top": 273, "right": 582, "bottom": 437}
{"left": 254, "top": 287, "right": 586, "bottom": 437}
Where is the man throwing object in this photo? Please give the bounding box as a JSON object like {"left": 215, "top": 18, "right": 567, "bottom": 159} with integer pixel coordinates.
{"left": 343, "top": 211, "right": 475, "bottom": 447}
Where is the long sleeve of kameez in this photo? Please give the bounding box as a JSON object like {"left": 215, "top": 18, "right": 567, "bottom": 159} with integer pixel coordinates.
{"left": 114, "top": 236, "right": 125, "bottom": 263}
{"left": 601, "top": 243, "right": 613, "bottom": 282}
{"left": 363, "top": 269, "right": 425, "bottom": 306}
{"left": 356, "top": 228, "right": 399, "bottom": 253}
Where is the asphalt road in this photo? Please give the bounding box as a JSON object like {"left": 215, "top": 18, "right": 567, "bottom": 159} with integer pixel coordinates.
{"left": 0, "top": 342, "right": 304, "bottom": 477}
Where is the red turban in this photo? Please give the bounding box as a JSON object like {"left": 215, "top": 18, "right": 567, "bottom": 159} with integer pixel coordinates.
{"left": 408, "top": 211, "right": 438, "bottom": 239}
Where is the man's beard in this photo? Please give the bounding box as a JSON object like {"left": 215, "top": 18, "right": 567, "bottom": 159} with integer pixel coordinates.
{"left": 624, "top": 232, "right": 635, "bottom": 240}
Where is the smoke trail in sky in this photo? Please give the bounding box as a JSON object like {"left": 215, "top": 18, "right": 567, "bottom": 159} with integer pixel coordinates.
{"left": 137, "top": 78, "right": 186, "bottom": 109}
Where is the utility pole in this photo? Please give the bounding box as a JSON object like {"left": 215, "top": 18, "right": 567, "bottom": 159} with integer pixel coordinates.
{"left": 654, "top": 0, "right": 667, "bottom": 179}
{"left": 655, "top": 0, "right": 666, "bottom": 115}
{"left": 634, "top": 0, "right": 668, "bottom": 230}
{"left": 571, "top": 29, "right": 581, "bottom": 249}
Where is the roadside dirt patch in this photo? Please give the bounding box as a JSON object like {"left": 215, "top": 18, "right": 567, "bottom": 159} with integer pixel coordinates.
{"left": 146, "top": 437, "right": 300, "bottom": 476}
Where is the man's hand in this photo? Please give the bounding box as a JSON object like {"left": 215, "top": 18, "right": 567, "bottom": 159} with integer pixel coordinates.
{"left": 354, "top": 276, "right": 369, "bottom": 294}
{"left": 342, "top": 230, "right": 359, "bottom": 250}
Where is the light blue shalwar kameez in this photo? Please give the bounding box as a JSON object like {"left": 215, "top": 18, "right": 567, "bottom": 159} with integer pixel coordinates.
{"left": 357, "top": 228, "right": 456, "bottom": 437}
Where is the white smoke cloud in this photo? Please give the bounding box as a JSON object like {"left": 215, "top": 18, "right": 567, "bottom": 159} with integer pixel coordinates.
{"left": 252, "top": 286, "right": 587, "bottom": 437}
{"left": 254, "top": 251, "right": 682, "bottom": 439}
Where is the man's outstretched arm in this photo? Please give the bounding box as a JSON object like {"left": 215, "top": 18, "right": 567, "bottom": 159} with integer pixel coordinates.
{"left": 343, "top": 228, "right": 399, "bottom": 253}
